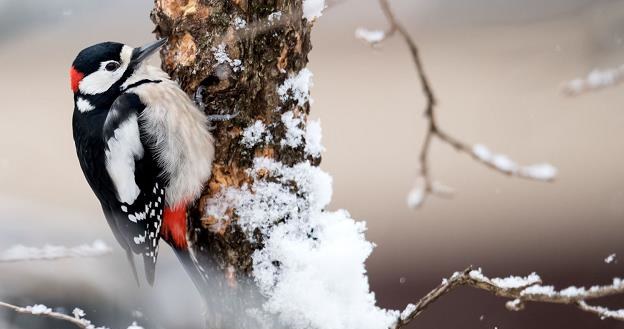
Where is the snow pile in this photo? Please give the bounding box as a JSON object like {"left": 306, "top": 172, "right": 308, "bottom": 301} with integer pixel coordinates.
{"left": 72, "top": 308, "right": 86, "bottom": 318}
{"left": 277, "top": 68, "right": 314, "bottom": 107}
{"left": 241, "top": 120, "right": 272, "bottom": 148}
{"left": 406, "top": 177, "right": 426, "bottom": 209}
{"left": 72, "top": 308, "right": 104, "bottom": 329}
{"left": 355, "top": 28, "right": 385, "bottom": 44}
{"left": 254, "top": 209, "right": 398, "bottom": 329}
{"left": 304, "top": 119, "right": 325, "bottom": 157}
{"left": 268, "top": 11, "right": 282, "bottom": 23}
{"left": 26, "top": 304, "right": 51, "bottom": 315}
{"left": 400, "top": 304, "right": 416, "bottom": 321}
{"left": 519, "top": 163, "right": 557, "bottom": 181}
{"left": 560, "top": 286, "right": 590, "bottom": 298}
{"left": 406, "top": 179, "right": 454, "bottom": 209}
{"left": 491, "top": 273, "right": 541, "bottom": 289}
{"left": 0, "top": 240, "right": 111, "bottom": 262}
{"left": 578, "top": 301, "right": 624, "bottom": 320}
{"left": 518, "top": 279, "right": 624, "bottom": 298}
{"left": 73, "top": 307, "right": 142, "bottom": 329}
{"left": 206, "top": 156, "right": 399, "bottom": 329}
{"left": 281, "top": 111, "right": 305, "bottom": 148}
{"left": 468, "top": 269, "right": 487, "bottom": 282}
{"left": 505, "top": 299, "right": 523, "bottom": 310}
{"left": 472, "top": 144, "right": 557, "bottom": 181}
{"left": 467, "top": 268, "right": 543, "bottom": 290}
{"left": 206, "top": 158, "right": 331, "bottom": 237}
{"left": 521, "top": 285, "right": 556, "bottom": 297}
{"left": 127, "top": 322, "right": 144, "bottom": 329}
{"left": 303, "top": 0, "right": 326, "bottom": 21}
{"left": 212, "top": 43, "right": 243, "bottom": 72}
{"left": 233, "top": 17, "right": 247, "bottom": 30}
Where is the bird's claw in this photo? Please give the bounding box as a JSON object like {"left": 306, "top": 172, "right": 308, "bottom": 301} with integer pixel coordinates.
{"left": 196, "top": 86, "right": 239, "bottom": 131}
{"left": 206, "top": 111, "right": 240, "bottom": 131}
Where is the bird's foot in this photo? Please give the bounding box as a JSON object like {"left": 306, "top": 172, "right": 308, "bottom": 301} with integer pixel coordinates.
{"left": 207, "top": 112, "right": 240, "bottom": 131}
{"left": 195, "top": 85, "right": 239, "bottom": 130}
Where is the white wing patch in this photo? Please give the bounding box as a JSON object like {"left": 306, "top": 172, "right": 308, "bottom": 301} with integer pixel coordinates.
{"left": 105, "top": 114, "right": 144, "bottom": 205}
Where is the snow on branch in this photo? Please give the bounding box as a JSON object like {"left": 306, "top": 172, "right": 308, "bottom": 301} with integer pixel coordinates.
{"left": 355, "top": 28, "right": 385, "bottom": 44}
{"left": 0, "top": 301, "right": 143, "bottom": 329}
{"left": 562, "top": 65, "right": 624, "bottom": 96}
{"left": 358, "top": 0, "right": 557, "bottom": 209}
{"left": 605, "top": 253, "right": 617, "bottom": 264}
{"left": 395, "top": 266, "right": 624, "bottom": 328}
{"left": 303, "top": 0, "right": 326, "bottom": 21}
{"left": 578, "top": 301, "right": 624, "bottom": 320}
{"left": 0, "top": 240, "right": 112, "bottom": 263}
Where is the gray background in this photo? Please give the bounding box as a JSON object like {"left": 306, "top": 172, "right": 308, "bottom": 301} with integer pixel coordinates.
{"left": 1, "top": 0, "right": 624, "bottom": 328}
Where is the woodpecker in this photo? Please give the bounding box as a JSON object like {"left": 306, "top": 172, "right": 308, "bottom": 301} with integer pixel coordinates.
{"left": 70, "top": 39, "right": 215, "bottom": 285}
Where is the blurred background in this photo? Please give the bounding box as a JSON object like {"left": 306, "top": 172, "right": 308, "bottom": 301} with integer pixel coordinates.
{"left": 1, "top": 0, "right": 624, "bottom": 328}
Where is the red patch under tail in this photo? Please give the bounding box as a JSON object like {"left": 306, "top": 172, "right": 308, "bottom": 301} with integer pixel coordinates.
{"left": 161, "top": 205, "right": 188, "bottom": 250}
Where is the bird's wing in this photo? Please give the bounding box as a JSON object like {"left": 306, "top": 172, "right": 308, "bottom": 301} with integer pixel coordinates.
{"left": 102, "top": 92, "right": 165, "bottom": 285}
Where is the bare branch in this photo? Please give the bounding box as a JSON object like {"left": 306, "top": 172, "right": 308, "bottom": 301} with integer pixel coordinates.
{"left": 0, "top": 240, "right": 112, "bottom": 263}
{"left": 358, "top": 0, "right": 557, "bottom": 208}
{"left": 394, "top": 266, "right": 624, "bottom": 328}
{"left": 578, "top": 301, "right": 624, "bottom": 321}
{"left": 0, "top": 301, "right": 145, "bottom": 329}
{"left": 0, "top": 302, "right": 90, "bottom": 329}
{"left": 562, "top": 65, "right": 624, "bottom": 96}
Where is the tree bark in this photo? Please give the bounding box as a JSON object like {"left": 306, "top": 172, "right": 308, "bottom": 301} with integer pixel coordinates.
{"left": 151, "top": 1, "right": 315, "bottom": 328}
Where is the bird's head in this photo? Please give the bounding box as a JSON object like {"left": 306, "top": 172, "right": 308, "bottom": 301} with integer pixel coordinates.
{"left": 70, "top": 38, "right": 167, "bottom": 96}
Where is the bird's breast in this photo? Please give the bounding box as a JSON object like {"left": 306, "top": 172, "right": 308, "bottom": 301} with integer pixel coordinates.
{"left": 128, "top": 81, "right": 215, "bottom": 207}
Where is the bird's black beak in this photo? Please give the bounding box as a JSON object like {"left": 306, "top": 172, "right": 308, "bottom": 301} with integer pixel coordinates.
{"left": 131, "top": 38, "right": 167, "bottom": 64}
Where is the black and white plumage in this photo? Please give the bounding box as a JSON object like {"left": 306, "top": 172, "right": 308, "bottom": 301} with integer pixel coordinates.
{"left": 70, "top": 39, "right": 215, "bottom": 285}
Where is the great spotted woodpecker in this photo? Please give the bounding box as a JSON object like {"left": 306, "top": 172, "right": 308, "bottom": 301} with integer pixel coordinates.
{"left": 70, "top": 39, "right": 214, "bottom": 284}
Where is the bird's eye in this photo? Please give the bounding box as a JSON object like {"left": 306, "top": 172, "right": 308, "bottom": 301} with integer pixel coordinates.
{"left": 105, "top": 62, "right": 120, "bottom": 71}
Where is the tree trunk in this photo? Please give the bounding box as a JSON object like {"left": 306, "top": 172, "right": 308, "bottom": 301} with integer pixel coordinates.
{"left": 151, "top": 1, "right": 316, "bottom": 328}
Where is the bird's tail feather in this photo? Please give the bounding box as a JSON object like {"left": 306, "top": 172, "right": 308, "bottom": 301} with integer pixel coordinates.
{"left": 143, "top": 254, "right": 156, "bottom": 286}
{"left": 125, "top": 249, "right": 141, "bottom": 287}
{"left": 170, "top": 246, "right": 211, "bottom": 300}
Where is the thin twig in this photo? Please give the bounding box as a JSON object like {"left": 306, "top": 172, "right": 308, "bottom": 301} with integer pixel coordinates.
{"left": 0, "top": 301, "right": 144, "bottom": 329}
{"left": 0, "top": 302, "right": 89, "bottom": 329}
{"left": 577, "top": 301, "right": 624, "bottom": 321}
{"left": 395, "top": 266, "right": 624, "bottom": 328}
{"left": 0, "top": 240, "right": 111, "bottom": 263}
{"left": 361, "top": 0, "right": 557, "bottom": 208}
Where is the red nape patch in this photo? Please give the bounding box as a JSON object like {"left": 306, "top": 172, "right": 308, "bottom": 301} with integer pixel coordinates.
{"left": 161, "top": 206, "right": 188, "bottom": 249}
{"left": 70, "top": 66, "right": 84, "bottom": 93}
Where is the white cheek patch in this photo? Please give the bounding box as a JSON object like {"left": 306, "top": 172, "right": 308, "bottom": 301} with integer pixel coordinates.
{"left": 78, "top": 45, "right": 134, "bottom": 95}
{"left": 79, "top": 67, "right": 125, "bottom": 95}
{"left": 105, "top": 114, "right": 144, "bottom": 205}
{"left": 76, "top": 97, "right": 95, "bottom": 112}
